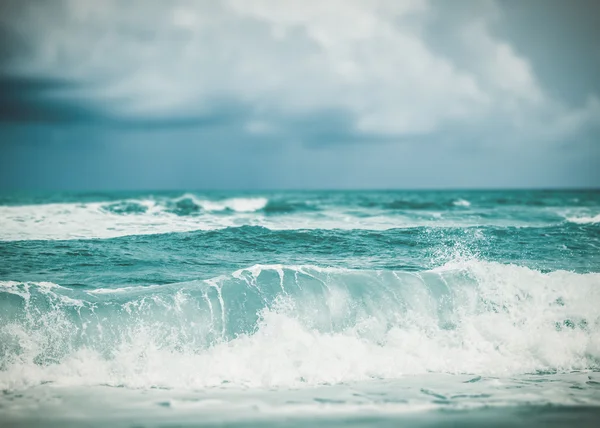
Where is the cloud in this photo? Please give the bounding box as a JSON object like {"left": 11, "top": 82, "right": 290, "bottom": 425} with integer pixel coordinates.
{"left": 0, "top": 75, "right": 99, "bottom": 123}
{"left": 0, "top": 0, "right": 598, "bottom": 145}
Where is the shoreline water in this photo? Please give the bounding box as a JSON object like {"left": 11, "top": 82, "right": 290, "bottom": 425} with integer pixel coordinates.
{"left": 2, "top": 375, "right": 600, "bottom": 427}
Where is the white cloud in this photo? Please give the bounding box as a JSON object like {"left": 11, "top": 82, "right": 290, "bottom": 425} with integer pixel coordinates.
{"left": 460, "top": 20, "right": 543, "bottom": 106}
{"left": 3, "top": 0, "right": 599, "bottom": 142}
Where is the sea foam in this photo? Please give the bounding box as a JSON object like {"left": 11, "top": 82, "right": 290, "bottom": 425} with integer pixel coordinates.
{"left": 0, "top": 196, "right": 573, "bottom": 241}
{"left": 566, "top": 214, "right": 600, "bottom": 224}
{"left": 1, "top": 261, "right": 598, "bottom": 391}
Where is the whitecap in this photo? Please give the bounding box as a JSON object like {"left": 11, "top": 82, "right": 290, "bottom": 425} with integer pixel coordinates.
{"left": 452, "top": 199, "right": 471, "bottom": 207}
{"left": 566, "top": 214, "right": 600, "bottom": 224}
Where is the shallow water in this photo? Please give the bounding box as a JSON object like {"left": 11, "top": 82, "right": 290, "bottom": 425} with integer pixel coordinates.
{"left": 1, "top": 190, "right": 599, "bottom": 426}
{"left": 2, "top": 374, "right": 600, "bottom": 427}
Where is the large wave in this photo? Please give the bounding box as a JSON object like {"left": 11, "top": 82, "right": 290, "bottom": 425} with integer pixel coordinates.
{"left": 1, "top": 260, "right": 598, "bottom": 390}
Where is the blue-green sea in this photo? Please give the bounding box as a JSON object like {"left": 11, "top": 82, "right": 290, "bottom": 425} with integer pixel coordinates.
{"left": 1, "top": 190, "right": 599, "bottom": 427}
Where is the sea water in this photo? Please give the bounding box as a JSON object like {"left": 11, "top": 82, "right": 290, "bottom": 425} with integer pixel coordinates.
{"left": 0, "top": 190, "right": 599, "bottom": 427}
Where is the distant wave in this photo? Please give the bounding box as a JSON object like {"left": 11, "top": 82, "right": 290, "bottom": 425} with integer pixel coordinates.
{"left": 263, "top": 200, "right": 319, "bottom": 214}
{"left": 359, "top": 199, "right": 471, "bottom": 210}
{"left": 0, "top": 193, "right": 595, "bottom": 241}
{"left": 1, "top": 260, "right": 599, "bottom": 390}
{"left": 452, "top": 198, "right": 471, "bottom": 207}
{"left": 566, "top": 214, "right": 600, "bottom": 225}
{"left": 103, "top": 200, "right": 152, "bottom": 215}
{"left": 170, "top": 194, "right": 269, "bottom": 213}
{"left": 101, "top": 195, "right": 270, "bottom": 216}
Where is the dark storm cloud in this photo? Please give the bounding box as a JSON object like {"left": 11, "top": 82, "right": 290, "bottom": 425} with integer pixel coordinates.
{"left": 0, "top": 73, "right": 253, "bottom": 131}
{"left": 0, "top": 75, "right": 100, "bottom": 123}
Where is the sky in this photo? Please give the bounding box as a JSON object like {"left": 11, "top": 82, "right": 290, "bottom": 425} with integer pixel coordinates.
{"left": 0, "top": 0, "right": 599, "bottom": 190}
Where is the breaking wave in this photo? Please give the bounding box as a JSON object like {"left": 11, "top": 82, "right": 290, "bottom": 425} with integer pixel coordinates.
{"left": 0, "top": 194, "right": 592, "bottom": 241}
{"left": 1, "top": 260, "right": 599, "bottom": 390}
{"left": 566, "top": 214, "right": 600, "bottom": 225}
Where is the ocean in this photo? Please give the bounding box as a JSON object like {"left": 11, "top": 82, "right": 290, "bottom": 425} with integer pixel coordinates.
{"left": 0, "top": 189, "right": 599, "bottom": 427}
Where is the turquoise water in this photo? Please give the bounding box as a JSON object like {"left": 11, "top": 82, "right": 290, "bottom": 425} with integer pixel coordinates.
{"left": 0, "top": 190, "right": 599, "bottom": 426}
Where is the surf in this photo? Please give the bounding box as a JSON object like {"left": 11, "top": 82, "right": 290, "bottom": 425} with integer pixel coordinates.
{"left": 1, "top": 193, "right": 592, "bottom": 241}
{"left": 1, "top": 260, "right": 598, "bottom": 390}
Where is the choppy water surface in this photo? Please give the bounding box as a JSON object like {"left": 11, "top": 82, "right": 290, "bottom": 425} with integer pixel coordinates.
{"left": 1, "top": 190, "right": 599, "bottom": 427}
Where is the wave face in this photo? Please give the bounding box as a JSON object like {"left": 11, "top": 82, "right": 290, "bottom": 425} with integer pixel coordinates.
{"left": 1, "top": 261, "right": 599, "bottom": 390}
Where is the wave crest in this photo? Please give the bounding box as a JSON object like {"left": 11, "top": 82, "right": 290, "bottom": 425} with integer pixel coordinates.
{"left": 566, "top": 214, "right": 600, "bottom": 225}
{"left": 1, "top": 261, "right": 599, "bottom": 390}
{"left": 170, "top": 194, "right": 268, "bottom": 213}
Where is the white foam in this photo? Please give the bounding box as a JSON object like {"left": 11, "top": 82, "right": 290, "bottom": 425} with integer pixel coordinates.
{"left": 0, "top": 198, "right": 558, "bottom": 241}
{"left": 0, "top": 196, "right": 269, "bottom": 241}
{"left": 1, "top": 262, "right": 599, "bottom": 390}
{"left": 86, "top": 284, "right": 164, "bottom": 295}
{"left": 0, "top": 280, "right": 66, "bottom": 298}
{"left": 566, "top": 214, "right": 600, "bottom": 224}
{"left": 453, "top": 199, "right": 471, "bottom": 207}
{"left": 0, "top": 201, "right": 216, "bottom": 241}
{"left": 186, "top": 195, "right": 269, "bottom": 212}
